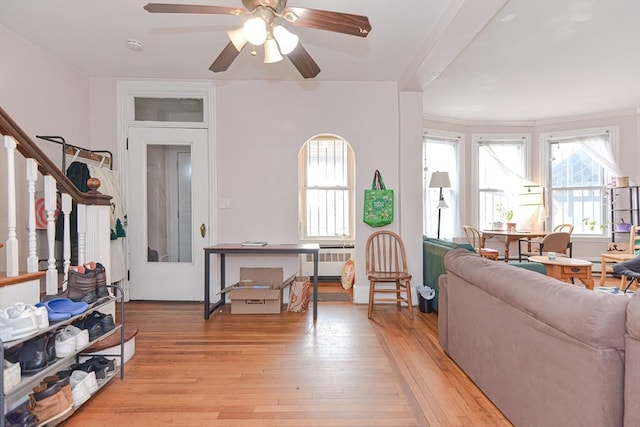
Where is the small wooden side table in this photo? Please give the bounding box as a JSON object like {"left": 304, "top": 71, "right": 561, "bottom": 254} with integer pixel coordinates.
{"left": 529, "top": 256, "right": 595, "bottom": 290}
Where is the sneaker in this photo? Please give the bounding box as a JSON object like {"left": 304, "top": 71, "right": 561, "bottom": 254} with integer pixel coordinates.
{"left": 70, "top": 370, "right": 99, "bottom": 394}
{"left": 28, "top": 383, "right": 73, "bottom": 426}
{"left": 86, "top": 356, "right": 116, "bottom": 374}
{"left": 54, "top": 331, "right": 76, "bottom": 358}
{"left": 84, "top": 311, "right": 116, "bottom": 334}
{"left": 69, "top": 360, "right": 107, "bottom": 380}
{"left": 8, "top": 303, "right": 49, "bottom": 329}
{"left": 72, "top": 318, "right": 103, "bottom": 341}
{"left": 60, "top": 325, "right": 89, "bottom": 350}
{"left": 3, "top": 359, "right": 21, "bottom": 392}
{"left": 0, "top": 305, "right": 39, "bottom": 342}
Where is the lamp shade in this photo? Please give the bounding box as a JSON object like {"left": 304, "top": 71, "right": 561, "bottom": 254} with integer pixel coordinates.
{"left": 429, "top": 171, "right": 451, "bottom": 188}
{"left": 227, "top": 26, "right": 248, "bottom": 51}
{"left": 273, "top": 25, "right": 299, "bottom": 55}
{"left": 264, "top": 37, "right": 283, "bottom": 63}
{"left": 243, "top": 16, "right": 267, "bottom": 46}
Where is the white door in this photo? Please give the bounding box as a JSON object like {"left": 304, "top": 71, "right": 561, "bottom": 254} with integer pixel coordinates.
{"left": 127, "top": 127, "right": 209, "bottom": 300}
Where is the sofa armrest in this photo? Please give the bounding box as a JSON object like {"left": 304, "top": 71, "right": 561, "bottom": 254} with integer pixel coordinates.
{"left": 423, "top": 237, "right": 475, "bottom": 311}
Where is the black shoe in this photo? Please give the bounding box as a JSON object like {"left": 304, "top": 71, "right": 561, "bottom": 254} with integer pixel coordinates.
{"left": 4, "top": 406, "right": 37, "bottom": 427}
{"left": 18, "top": 335, "right": 49, "bottom": 375}
{"left": 72, "top": 318, "right": 104, "bottom": 341}
{"left": 87, "top": 356, "right": 116, "bottom": 373}
{"left": 45, "top": 332, "right": 58, "bottom": 365}
{"left": 84, "top": 311, "right": 115, "bottom": 334}
{"left": 69, "top": 360, "right": 107, "bottom": 380}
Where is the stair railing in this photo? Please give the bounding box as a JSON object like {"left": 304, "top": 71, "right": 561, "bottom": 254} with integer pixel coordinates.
{"left": 1, "top": 106, "right": 112, "bottom": 295}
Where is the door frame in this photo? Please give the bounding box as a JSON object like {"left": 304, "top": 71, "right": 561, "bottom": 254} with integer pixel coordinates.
{"left": 117, "top": 80, "right": 217, "bottom": 301}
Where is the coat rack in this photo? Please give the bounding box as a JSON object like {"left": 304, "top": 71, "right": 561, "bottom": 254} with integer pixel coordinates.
{"left": 36, "top": 135, "right": 113, "bottom": 171}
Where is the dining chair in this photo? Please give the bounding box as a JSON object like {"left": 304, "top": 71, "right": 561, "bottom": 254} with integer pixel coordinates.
{"left": 518, "top": 231, "right": 572, "bottom": 261}
{"left": 365, "top": 230, "right": 413, "bottom": 319}
{"left": 612, "top": 253, "right": 640, "bottom": 293}
{"left": 553, "top": 223, "right": 574, "bottom": 234}
{"left": 600, "top": 225, "right": 640, "bottom": 286}
{"left": 463, "top": 226, "right": 500, "bottom": 261}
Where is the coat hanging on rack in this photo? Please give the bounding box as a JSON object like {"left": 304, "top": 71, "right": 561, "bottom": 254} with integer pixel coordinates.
{"left": 89, "top": 165, "right": 127, "bottom": 283}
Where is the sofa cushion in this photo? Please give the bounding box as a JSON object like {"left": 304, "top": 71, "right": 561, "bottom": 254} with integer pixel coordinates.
{"left": 444, "top": 249, "right": 628, "bottom": 350}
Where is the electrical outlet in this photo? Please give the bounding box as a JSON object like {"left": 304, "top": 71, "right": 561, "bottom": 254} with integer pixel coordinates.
{"left": 219, "top": 198, "right": 231, "bottom": 209}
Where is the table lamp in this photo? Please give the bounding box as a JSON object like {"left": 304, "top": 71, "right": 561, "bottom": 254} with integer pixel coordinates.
{"left": 429, "top": 171, "right": 451, "bottom": 239}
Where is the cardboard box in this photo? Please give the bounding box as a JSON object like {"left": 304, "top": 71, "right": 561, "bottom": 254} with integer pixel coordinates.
{"left": 221, "top": 268, "right": 294, "bottom": 314}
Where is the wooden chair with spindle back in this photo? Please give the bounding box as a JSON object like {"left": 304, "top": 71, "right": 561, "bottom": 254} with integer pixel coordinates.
{"left": 463, "top": 226, "right": 500, "bottom": 261}
{"left": 365, "top": 230, "right": 413, "bottom": 319}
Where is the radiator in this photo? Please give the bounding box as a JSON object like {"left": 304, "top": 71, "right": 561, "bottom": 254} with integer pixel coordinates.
{"left": 300, "top": 247, "right": 355, "bottom": 277}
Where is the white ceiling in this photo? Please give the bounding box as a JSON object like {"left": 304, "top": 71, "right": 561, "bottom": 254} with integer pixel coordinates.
{"left": 1, "top": 0, "right": 639, "bottom": 122}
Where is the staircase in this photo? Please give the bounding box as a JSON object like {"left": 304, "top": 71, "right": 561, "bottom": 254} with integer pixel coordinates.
{"left": 0, "top": 106, "right": 113, "bottom": 306}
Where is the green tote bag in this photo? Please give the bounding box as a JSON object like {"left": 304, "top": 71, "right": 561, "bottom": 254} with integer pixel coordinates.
{"left": 363, "top": 170, "right": 394, "bottom": 227}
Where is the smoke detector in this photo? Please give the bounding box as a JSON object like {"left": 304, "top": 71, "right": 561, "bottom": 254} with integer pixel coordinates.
{"left": 126, "top": 39, "right": 144, "bottom": 51}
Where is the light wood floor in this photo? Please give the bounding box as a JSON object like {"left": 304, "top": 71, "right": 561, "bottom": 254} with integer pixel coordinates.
{"left": 62, "top": 275, "right": 631, "bottom": 426}
{"left": 62, "top": 296, "right": 511, "bottom": 426}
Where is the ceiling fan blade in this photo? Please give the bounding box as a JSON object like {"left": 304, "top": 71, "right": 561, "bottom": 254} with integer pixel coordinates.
{"left": 209, "top": 42, "right": 243, "bottom": 73}
{"left": 287, "top": 43, "right": 320, "bottom": 79}
{"left": 284, "top": 7, "right": 371, "bottom": 38}
{"left": 143, "top": 3, "right": 245, "bottom": 15}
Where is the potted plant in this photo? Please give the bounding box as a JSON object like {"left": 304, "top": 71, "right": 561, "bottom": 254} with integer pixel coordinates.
{"left": 582, "top": 217, "right": 610, "bottom": 231}
{"left": 495, "top": 204, "right": 515, "bottom": 231}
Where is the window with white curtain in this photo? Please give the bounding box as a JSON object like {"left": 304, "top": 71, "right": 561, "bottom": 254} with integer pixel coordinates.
{"left": 423, "top": 131, "right": 461, "bottom": 238}
{"left": 544, "top": 128, "right": 620, "bottom": 236}
{"left": 475, "top": 135, "right": 529, "bottom": 229}
{"left": 298, "top": 135, "right": 354, "bottom": 241}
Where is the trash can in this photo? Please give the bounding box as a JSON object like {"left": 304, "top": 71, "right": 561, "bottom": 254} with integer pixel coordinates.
{"left": 418, "top": 293, "right": 433, "bottom": 313}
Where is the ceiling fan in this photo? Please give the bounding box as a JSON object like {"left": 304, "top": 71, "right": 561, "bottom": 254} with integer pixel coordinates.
{"left": 143, "top": 1, "right": 371, "bottom": 79}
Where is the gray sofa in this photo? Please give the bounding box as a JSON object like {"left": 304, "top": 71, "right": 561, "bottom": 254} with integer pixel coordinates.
{"left": 438, "top": 249, "right": 639, "bottom": 427}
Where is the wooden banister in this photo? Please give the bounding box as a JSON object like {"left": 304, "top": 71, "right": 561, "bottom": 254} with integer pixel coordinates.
{"left": 0, "top": 106, "right": 111, "bottom": 206}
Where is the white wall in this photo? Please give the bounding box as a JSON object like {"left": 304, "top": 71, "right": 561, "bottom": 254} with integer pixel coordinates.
{"left": 213, "top": 80, "right": 417, "bottom": 301}
{"left": 0, "top": 24, "right": 91, "bottom": 271}
{"left": 86, "top": 78, "right": 423, "bottom": 303}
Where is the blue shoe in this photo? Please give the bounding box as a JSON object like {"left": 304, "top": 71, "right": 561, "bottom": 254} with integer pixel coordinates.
{"left": 36, "top": 298, "right": 89, "bottom": 322}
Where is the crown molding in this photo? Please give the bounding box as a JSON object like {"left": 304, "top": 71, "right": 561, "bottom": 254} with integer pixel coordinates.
{"left": 534, "top": 109, "right": 639, "bottom": 126}
{"left": 423, "top": 114, "right": 534, "bottom": 127}
{"left": 424, "top": 108, "right": 640, "bottom": 128}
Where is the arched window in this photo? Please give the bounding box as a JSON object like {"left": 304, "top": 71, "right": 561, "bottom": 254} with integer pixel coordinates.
{"left": 298, "top": 135, "right": 355, "bottom": 241}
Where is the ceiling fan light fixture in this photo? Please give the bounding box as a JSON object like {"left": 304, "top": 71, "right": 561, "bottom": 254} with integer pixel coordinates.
{"left": 282, "top": 10, "right": 298, "bottom": 23}
{"left": 243, "top": 16, "right": 267, "bottom": 45}
{"left": 263, "top": 37, "right": 283, "bottom": 63}
{"left": 273, "top": 25, "right": 298, "bottom": 55}
{"left": 227, "top": 27, "right": 248, "bottom": 51}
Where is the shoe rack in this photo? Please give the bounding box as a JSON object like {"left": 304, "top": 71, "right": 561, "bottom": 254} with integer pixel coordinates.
{"left": 1, "top": 284, "right": 125, "bottom": 426}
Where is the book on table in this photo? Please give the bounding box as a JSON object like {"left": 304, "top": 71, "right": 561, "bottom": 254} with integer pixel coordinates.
{"left": 241, "top": 241, "right": 267, "bottom": 246}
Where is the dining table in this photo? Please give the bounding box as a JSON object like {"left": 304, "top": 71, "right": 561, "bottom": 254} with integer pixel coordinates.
{"left": 481, "top": 229, "right": 548, "bottom": 261}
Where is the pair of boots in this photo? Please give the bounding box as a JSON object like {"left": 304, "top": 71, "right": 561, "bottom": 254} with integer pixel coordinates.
{"left": 63, "top": 262, "right": 109, "bottom": 305}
